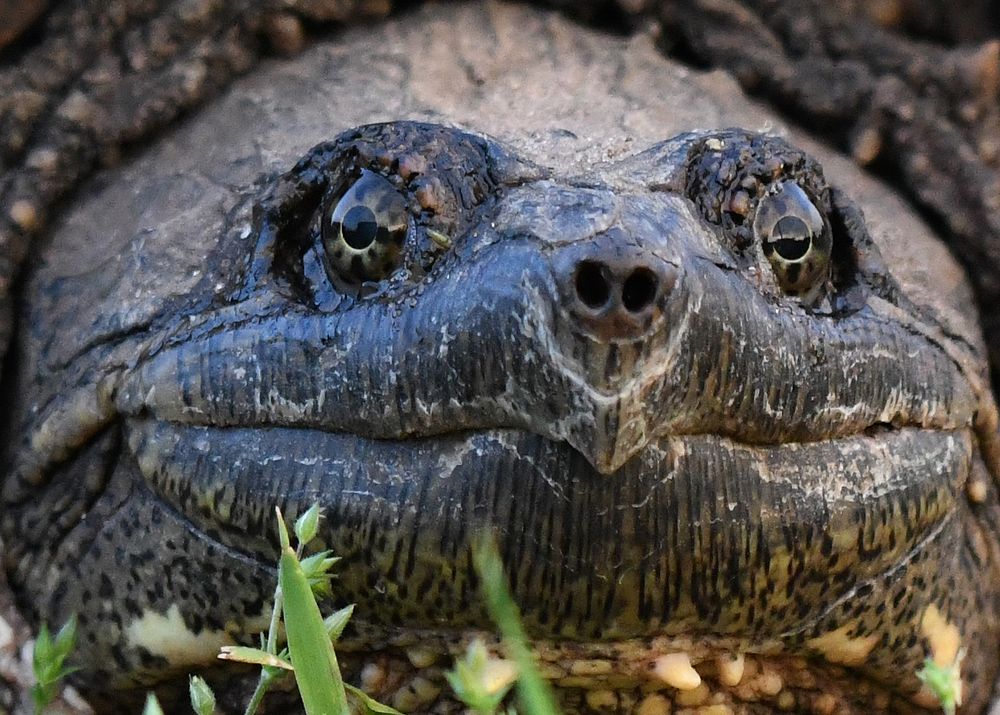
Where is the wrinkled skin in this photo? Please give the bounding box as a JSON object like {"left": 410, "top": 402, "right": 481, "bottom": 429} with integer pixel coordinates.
{"left": 2, "top": 3, "right": 1000, "bottom": 714}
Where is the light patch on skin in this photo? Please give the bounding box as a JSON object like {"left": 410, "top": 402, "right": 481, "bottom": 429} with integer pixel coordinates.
{"left": 921, "top": 604, "right": 962, "bottom": 667}
{"left": 125, "top": 604, "right": 234, "bottom": 667}
{"left": 806, "top": 624, "right": 878, "bottom": 666}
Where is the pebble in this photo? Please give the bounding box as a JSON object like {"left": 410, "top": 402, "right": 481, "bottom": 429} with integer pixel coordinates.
{"left": 26, "top": 147, "right": 59, "bottom": 173}
{"left": 62, "top": 686, "right": 95, "bottom": 713}
{"left": 851, "top": 127, "right": 882, "bottom": 165}
{"left": 391, "top": 676, "right": 441, "bottom": 712}
{"left": 9, "top": 200, "right": 39, "bottom": 232}
{"left": 674, "top": 683, "right": 709, "bottom": 706}
{"left": 716, "top": 653, "right": 745, "bottom": 687}
{"left": 360, "top": 661, "right": 387, "bottom": 691}
{"left": 652, "top": 653, "right": 701, "bottom": 691}
{"left": 636, "top": 693, "right": 671, "bottom": 715}
{"left": 696, "top": 706, "right": 733, "bottom": 715}
{"left": 777, "top": 691, "right": 796, "bottom": 710}
{"left": 570, "top": 659, "right": 613, "bottom": 676}
{"left": 812, "top": 692, "right": 838, "bottom": 715}
{"left": 405, "top": 646, "right": 439, "bottom": 668}
{"left": 584, "top": 689, "right": 618, "bottom": 710}
{"left": 264, "top": 13, "right": 306, "bottom": 56}
{"left": 0, "top": 615, "right": 13, "bottom": 650}
{"left": 754, "top": 669, "right": 784, "bottom": 696}
{"left": 967, "top": 479, "right": 989, "bottom": 503}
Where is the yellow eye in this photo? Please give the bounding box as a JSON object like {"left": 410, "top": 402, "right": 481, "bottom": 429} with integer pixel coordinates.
{"left": 752, "top": 182, "right": 831, "bottom": 296}
{"left": 322, "top": 170, "right": 408, "bottom": 284}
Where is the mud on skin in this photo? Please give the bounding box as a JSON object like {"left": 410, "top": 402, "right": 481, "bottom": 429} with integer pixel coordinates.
{"left": 1, "top": 117, "right": 999, "bottom": 714}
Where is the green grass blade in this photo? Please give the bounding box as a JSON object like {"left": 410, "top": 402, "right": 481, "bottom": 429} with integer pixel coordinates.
{"left": 472, "top": 533, "right": 560, "bottom": 715}
{"left": 278, "top": 510, "right": 349, "bottom": 715}
{"left": 344, "top": 684, "right": 404, "bottom": 714}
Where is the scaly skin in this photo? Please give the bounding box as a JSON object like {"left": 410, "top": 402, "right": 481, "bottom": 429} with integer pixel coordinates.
{"left": 1, "top": 4, "right": 999, "bottom": 713}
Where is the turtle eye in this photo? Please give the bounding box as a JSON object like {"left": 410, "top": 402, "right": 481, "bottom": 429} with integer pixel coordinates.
{"left": 322, "top": 169, "right": 408, "bottom": 284}
{"left": 753, "top": 181, "right": 831, "bottom": 296}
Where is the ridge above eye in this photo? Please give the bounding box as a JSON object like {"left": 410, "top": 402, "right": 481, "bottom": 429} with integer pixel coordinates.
{"left": 322, "top": 169, "right": 409, "bottom": 284}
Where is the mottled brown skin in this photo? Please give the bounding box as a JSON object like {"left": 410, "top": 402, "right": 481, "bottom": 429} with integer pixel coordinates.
{"left": 1, "top": 3, "right": 1000, "bottom": 715}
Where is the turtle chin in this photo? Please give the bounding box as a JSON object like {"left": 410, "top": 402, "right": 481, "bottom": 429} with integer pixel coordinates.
{"left": 111, "top": 416, "right": 990, "bottom": 712}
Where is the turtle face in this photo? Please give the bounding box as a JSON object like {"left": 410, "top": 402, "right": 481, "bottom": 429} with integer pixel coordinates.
{"left": 4, "top": 122, "right": 1000, "bottom": 713}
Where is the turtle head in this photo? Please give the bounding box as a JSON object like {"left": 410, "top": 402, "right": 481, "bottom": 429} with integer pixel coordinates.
{"left": 4, "top": 122, "right": 1000, "bottom": 713}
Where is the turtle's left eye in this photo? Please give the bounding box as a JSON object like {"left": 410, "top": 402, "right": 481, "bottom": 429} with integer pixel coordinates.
{"left": 322, "top": 169, "right": 409, "bottom": 284}
{"left": 753, "top": 181, "right": 831, "bottom": 296}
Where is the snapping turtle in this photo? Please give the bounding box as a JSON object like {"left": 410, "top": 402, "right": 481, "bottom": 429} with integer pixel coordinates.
{"left": 2, "top": 2, "right": 1000, "bottom": 713}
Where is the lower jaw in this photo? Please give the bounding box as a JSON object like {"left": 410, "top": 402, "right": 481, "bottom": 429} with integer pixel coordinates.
{"left": 128, "top": 418, "right": 964, "bottom": 635}
{"left": 123, "top": 420, "right": 978, "bottom": 711}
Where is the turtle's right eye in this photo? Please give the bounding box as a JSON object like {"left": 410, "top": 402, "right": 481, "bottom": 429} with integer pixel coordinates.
{"left": 322, "top": 169, "right": 409, "bottom": 284}
{"left": 752, "top": 181, "right": 831, "bottom": 297}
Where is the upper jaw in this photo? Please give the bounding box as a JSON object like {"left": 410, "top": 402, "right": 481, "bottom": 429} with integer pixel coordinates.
{"left": 108, "top": 188, "right": 975, "bottom": 476}
{"left": 8, "top": 174, "right": 972, "bottom": 486}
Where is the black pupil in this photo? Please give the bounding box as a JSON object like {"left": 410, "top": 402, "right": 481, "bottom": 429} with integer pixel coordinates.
{"left": 341, "top": 205, "right": 379, "bottom": 250}
{"left": 770, "top": 215, "right": 811, "bottom": 261}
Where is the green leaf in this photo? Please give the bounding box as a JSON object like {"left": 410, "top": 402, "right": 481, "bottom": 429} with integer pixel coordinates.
{"left": 277, "top": 507, "right": 349, "bottom": 715}
{"left": 143, "top": 693, "right": 166, "bottom": 715}
{"left": 189, "top": 675, "right": 217, "bottom": 715}
{"left": 916, "top": 656, "right": 962, "bottom": 715}
{"left": 52, "top": 617, "right": 77, "bottom": 659}
{"left": 299, "top": 552, "right": 338, "bottom": 576}
{"left": 324, "top": 605, "right": 355, "bottom": 643}
{"left": 277, "top": 507, "right": 292, "bottom": 551}
{"left": 31, "top": 615, "right": 78, "bottom": 713}
{"left": 446, "top": 639, "right": 517, "bottom": 714}
{"left": 473, "top": 534, "right": 560, "bottom": 715}
{"left": 299, "top": 552, "right": 340, "bottom": 598}
{"left": 294, "top": 503, "right": 322, "bottom": 545}
{"left": 218, "top": 646, "right": 293, "bottom": 670}
{"left": 344, "top": 684, "right": 404, "bottom": 714}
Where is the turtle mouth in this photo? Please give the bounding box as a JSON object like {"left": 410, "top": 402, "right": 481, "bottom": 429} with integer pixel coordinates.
{"left": 125, "top": 416, "right": 968, "bottom": 706}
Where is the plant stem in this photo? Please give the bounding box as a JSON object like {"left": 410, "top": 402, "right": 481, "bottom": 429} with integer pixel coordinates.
{"left": 244, "top": 570, "right": 285, "bottom": 715}
{"left": 265, "top": 586, "right": 284, "bottom": 655}
{"left": 243, "top": 670, "right": 274, "bottom": 715}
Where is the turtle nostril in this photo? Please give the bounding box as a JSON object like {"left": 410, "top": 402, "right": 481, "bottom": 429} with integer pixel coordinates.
{"left": 622, "top": 267, "right": 658, "bottom": 312}
{"left": 575, "top": 260, "right": 611, "bottom": 309}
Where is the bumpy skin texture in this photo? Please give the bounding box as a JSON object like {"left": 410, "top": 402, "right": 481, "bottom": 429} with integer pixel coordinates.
{"left": 2, "top": 3, "right": 1000, "bottom": 714}
{"left": 0, "top": 0, "right": 394, "bottom": 362}
{"left": 652, "top": 0, "right": 1000, "bottom": 390}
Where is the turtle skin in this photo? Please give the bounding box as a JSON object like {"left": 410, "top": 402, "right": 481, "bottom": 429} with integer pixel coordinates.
{"left": 1, "top": 3, "right": 999, "bottom": 714}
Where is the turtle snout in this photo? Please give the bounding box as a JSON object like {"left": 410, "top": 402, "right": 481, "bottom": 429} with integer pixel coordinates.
{"left": 554, "top": 233, "right": 679, "bottom": 342}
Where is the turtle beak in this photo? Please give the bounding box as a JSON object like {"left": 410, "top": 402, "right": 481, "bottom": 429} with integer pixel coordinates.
{"left": 542, "top": 228, "right": 684, "bottom": 474}
{"left": 565, "top": 392, "right": 661, "bottom": 474}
